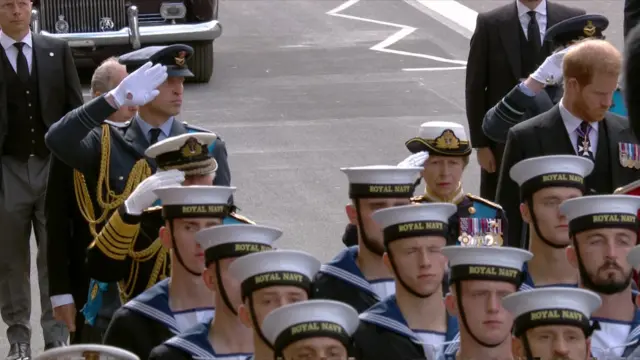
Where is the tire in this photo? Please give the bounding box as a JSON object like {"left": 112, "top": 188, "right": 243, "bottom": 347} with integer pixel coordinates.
{"left": 187, "top": 41, "right": 214, "bottom": 83}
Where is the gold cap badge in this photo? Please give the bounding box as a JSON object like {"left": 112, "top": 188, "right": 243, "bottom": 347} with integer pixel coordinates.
{"left": 180, "top": 137, "right": 204, "bottom": 158}
{"left": 434, "top": 129, "right": 460, "bottom": 150}
{"left": 583, "top": 20, "right": 596, "bottom": 37}
{"left": 82, "top": 351, "right": 100, "bottom": 360}
{"left": 175, "top": 51, "right": 187, "bottom": 66}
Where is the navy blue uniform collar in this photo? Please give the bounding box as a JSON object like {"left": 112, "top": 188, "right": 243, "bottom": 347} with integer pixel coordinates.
{"left": 359, "top": 295, "right": 459, "bottom": 354}
{"left": 319, "top": 246, "right": 381, "bottom": 299}
{"left": 123, "top": 278, "right": 181, "bottom": 334}
{"left": 165, "top": 322, "right": 253, "bottom": 359}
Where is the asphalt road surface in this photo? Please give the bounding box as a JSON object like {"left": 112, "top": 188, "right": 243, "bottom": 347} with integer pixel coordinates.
{"left": 8, "top": 0, "right": 625, "bottom": 356}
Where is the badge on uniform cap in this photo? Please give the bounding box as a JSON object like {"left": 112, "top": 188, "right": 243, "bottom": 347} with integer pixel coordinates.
{"left": 180, "top": 137, "right": 204, "bottom": 158}
{"left": 583, "top": 20, "right": 596, "bottom": 37}
{"left": 434, "top": 129, "right": 461, "bottom": 150}
{"left": 175, "top": 51, "right": 187, "bottom": 66}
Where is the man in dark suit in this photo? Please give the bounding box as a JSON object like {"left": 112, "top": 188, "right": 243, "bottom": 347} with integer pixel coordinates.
{"left": 625, "top": 0, "right": 640, "bottom": 39}
{"left": 0, "top": 0, "right": 83, "bottom": 358}
{"left": 625, "top": 22, "right": 640, "bottom": 139}
{"left": 497, "top": 40, "right": 640, "bottom": 249}
{"left": 465, "top": 0, "right": 584, "bottom": 201}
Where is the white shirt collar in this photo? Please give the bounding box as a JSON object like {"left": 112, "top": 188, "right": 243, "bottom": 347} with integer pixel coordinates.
{"left": 516, "top": 0, "right": 547, "bottom": 18}
{"left": 0, "top": 30, "right": 32, "bottom": 51}
{"left": 559, "top": 98, "right": 599, "bottom": 133}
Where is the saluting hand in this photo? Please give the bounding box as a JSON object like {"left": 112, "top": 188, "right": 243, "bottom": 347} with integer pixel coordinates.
{"left": 397, "top": 151, "right": 429, "bottom": 168}
{"left": 530, "top": 45, "right": 576, "bottom": 86}
{"left": 124, "top": 169, "right": 185, "bottom": 215}
{"left": 107, "top": 61, "right": 168, "bottom": 108}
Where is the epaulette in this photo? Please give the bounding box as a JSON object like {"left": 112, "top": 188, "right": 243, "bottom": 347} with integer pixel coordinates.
{"left": 144, "top": 206, "right": 162, "bottom": 213}
{"left": 466, "top": 193, "right": 503, "bottom": 209}
{"left": 229, "top": 212, "right": 256, "bottom": 225}
{"left": 411, "top": 195, "right": 427, "bottom": 203}
{"left": 183, "top": 121, "right": 213, "bottom": 133}
{"left": 104, "top": 119, "right": 131, "bottom": 128}
{"left": 614, "top": 178, "right": 640, "bottom": 194}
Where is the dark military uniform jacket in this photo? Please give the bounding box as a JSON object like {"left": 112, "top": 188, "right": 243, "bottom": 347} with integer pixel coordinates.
{"left": 103, "top": 279, "right": 214, "bottom": 359}
{"left": 149, "top": 322, "right": 252, "bottom": 360}
{"left": 314, "top": 246, "right": 394, "bottom": 314}
{"left": 354, "top": 295, "right": 459, "bottom": 360}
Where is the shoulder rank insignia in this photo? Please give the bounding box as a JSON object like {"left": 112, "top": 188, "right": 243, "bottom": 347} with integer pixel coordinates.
{"left": 104, "top": 119, "right": 131, "bottom": 128}
{"left": 466, "top": 193, "right": 503, "bottom": 210}
{"left": 410, "top": 194, "right": 428, "bottom": 203}
{"left": 144, "top": 206, "right": 163, "bottom": 213}
{"left": 184, "top": 122, "right": 214, "bottom": 134}
{"left": 228, "top": 212, "right": 256, "bottom": 225}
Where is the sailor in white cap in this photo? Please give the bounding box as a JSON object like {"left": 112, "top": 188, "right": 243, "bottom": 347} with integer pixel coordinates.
{"left": 406, "top": 121, "right": 507, "bottom": 248}
{"left": 353, "top": 203, "right": 459, "bottom": 360}
{"left": 560, "top": 195, "right": 640, "bottom": 358}
{"left": 86, "top": 133, "right": 254, "bottom": 309}
{"left": 149, "top": 224, "right": 282, "bottom": 359}
{"left": 102, "top": 185, "right": 237, "bottom": 359}
{"left": 314, "top": 165, "right": 421, "bottom": 313}
{"left": 442, "top": 246, "right": 532, "bottom": 359}
{"left": 502, "top": 288, "right": 601, "bottom": 360}
{"left": 228, "top": 250, "right": 322, "bottom": 360}
{"left": 261, "top": 300, "right": 359, "bottom": 360}
{"left": 34, "top": 344, "right": 140, "bottom": 360}
{"left": 510, "top": 155, "right": 594, "bottom": 290}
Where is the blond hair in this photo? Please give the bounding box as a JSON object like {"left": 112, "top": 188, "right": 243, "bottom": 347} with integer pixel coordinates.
{"left": 563, "top": 40, "right": 621, "bottom": 87}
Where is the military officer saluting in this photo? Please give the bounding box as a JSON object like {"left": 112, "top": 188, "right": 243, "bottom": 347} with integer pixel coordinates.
{"left": 510, "top": 155, "right": 594, "bottom": 290}
{"left": 560, "top": 195, "right": 640, "bottom": 359}
{"left": 442, "top": 246, "right": 532, "bottom": 359}
{"left": 228, "top": 250, "right": 322, "bottom": 360}
{"left": 149, "top": 224, "right": 283, "bottom": 359}
{"left": 407, "top": 122, "right": 507, "bottom": 247}
{"left": 315, "top": 165, "right": 422, "bottom": 313}
{"left": 103, "top": 185, "right": 236, "bottom": 359}
{"left": 502, "top": 288, "right": 601, "bottom": 360}
{"left": 261, "top": 300, "right": 360, "bottom": 360}
{"left": 353, "top": 203, "right": 459, "bottom": 360}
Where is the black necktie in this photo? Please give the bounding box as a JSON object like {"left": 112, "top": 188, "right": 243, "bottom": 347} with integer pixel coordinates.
{"left": 149, "top": 128, "right": 162, "bottom": 145}
{"left": 577, "top": 121, "right": 594, "bottom": 161}
{"left": 13, "top": 42, "right": 29, "bottom": 83}
{"left": 527, "top": 11, "right": 541, "bottom": 54}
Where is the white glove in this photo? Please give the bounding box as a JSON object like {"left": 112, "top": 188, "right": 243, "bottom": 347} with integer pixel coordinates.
{"left": 124, "top": 169, "right": 185, "bottom": 215}
{"left": 530, "top": 45, "right": 575, "bottom": 85}
{"left": 107, "top": 62, "right": 168, "bottom": 108}
{"left": 398, "top": 151, "right": 429, "bottom": 168}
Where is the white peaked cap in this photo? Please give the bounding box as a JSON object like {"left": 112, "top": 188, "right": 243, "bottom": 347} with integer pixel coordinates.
{"left": 416, "top": 121, "right": 468, "bottom": 142}
{"left": 371, "top": 203, "right": 457, "bottom": 228}
{"left": 340, "top": 165, "right": 422, "bottom": 184}
{"left": 502, "top": 287, "right": 601, "bottom": 319}
{"left": 145, "top": 132, "right": 218, "bottom": 158}
{"left": 195, "top": 224, "right": 282, "bottom": 250}
{"left": 560, "top": 195, "right": 640, "bottom": 221}
{"left": 153, "top": 185, "right": 235, "bottom": 206}
{"left": 509, "top": 155, "right": 594, "bottom": 185}
{"left": 227, "top": 249, "right": 321, "bottom": 284}
{"left": 261, "top": 300, "right": 359, "bottom": 345}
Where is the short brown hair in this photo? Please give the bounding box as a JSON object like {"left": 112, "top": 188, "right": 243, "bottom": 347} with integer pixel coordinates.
{"left": 90, "top": 57, "right": 123, "bottom": 97}
{"left": 563, "top": 40, "right": 621, "bottom": 87}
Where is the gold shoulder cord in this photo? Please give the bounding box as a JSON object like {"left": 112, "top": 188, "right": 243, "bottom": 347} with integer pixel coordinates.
{"left": 73, "top": 124, "right": 168, "bottom": 303}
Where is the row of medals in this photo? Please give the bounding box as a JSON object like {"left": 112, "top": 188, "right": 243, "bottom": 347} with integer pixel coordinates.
{"left": 458, "top": 232, "right": 503, "bottom": 247}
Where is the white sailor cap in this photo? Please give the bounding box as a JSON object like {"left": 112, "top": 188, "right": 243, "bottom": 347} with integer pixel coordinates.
{"left": 145, "top": 133, "right": 218, "bottom": 175}
{"left": 442, "top": 246, "right": 532, "bottom": 285}
{"left": 509, "top": 155, "right": 594, "bottom": 198}
{"left": 33, "top": 344, "right": 139, "bottom": 360}
{"left": 340, "top": 165, "right": 422, "bottom": 199}
{"left": 261, "top": 300, "right": 359, "bottom": 353}
{"left": 559, "top": 195, "right": 640, "bottom": 236}
{"left": 371, "top": 203, "right": 457, "bottom": 246}
{"left": 153, "top": 185, "right": 236, "bottom": 219}
{"left": 195, "top": 224, "right": 282, "bottom": 265}
{"left": 228, "top": 249, "right": 321, "bottom": 299}
{"left": 405, "top": 121, "right": 471, "bottom": 156}
{"left": 502, "top": 287, "right": 601, "bottom": 337}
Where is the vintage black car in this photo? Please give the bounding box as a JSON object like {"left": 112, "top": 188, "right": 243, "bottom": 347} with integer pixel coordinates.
{"left": 29, "top": 0, "right": 220, "bottom": 83}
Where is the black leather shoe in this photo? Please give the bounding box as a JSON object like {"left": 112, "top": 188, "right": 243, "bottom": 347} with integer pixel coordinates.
{"left": 44, "top": 340, "right": 66, "bottom": 350}
{"left": 6, "top": 342, "right": 30, "bottom": 360}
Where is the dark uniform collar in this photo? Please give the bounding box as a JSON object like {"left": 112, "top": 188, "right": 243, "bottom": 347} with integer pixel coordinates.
{"left": 123, "top": 279, "right": 181, "bottom": 334}
{"left": 165, "top": 322, "right": 216, "bottom": 358}
{"left": 319, "top": 246, "right": 381, "bottom": 300}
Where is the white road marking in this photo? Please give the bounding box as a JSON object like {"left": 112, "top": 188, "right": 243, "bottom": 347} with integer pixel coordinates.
{"left": 404, "top": 0, "right": 477, "bottom": 39}
{"left": 326, "top": 0, "right": 467, "bottom": 66}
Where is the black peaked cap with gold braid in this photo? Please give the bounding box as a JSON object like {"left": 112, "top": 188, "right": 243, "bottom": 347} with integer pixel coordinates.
{"left": 119, "top": 44, "right": 194, "bottom": 77}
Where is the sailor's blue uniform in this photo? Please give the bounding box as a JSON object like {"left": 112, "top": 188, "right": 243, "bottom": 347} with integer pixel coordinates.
{"left": 590, "top": 307, "right": 640, "bottom": 359}
{"left": 353, "top": 295, "right": 459, "bottom": 360}
{"left": 518, "top": 263, "right": 578, "bottom": 291}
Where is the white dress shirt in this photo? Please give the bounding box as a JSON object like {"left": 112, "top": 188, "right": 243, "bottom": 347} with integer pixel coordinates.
{"left": 516, "top": 0, "right": 547, "bottom": 44}
{"left": 0, "top": 30, "right": 33, "bottom": 74}
{"left": 559, "top": 99, "right": 599, "bottom": 156}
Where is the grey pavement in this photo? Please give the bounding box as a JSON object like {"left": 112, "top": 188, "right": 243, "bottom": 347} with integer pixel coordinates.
{"left": 7, "top": 0, "right": 625, "bottom": 356}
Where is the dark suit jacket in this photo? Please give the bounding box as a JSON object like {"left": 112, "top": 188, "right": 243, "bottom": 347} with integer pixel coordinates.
{"left": 496, "top": 106, "right": 640, "bottom": 248}
{"left": 465, "top": 2, "right": 585, "bottom": 149}
{"left": 626, "top": 0, "right": 640, "bottom": 39}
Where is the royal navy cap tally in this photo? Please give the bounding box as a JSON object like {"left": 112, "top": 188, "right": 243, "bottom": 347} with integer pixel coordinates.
{"left": 153, "top": 185, "right": 236, "bottom": 219}
{"left": 195, "top": 224, "right": 282, "bottom": 267}
{"left": 559, "top": 195, "right": 640, "bottom": 236}
{"left": 262, "top": 300, "right": 359, "bottom": 353}
{"left": 119, "top": 44, "right": 194, "bottom": 77}
{"left": 545, "top": 14, "right": 609, "bottom": 46}
{"left": 510, "top": 155, "right": 594, "bottom": 199}
{"left": 145, "top": 133, "right": 218, "bottom": 176}
{"left": 405, "top": 121, "right": 471, "bottom": 156}
{"left": 228, "top": 249, "right": 322, "bottom": 299}
{"left": 340, "top": 165, "right": 421, "bottom": 199}
{"left": 502, "top": 288, "right": 601, "bottom": 337}
{"left": 442, "top": 246, "right": 532, "bottom": 285}
{"left": 371, "top": 203, "right": 457, "bottom": 246}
